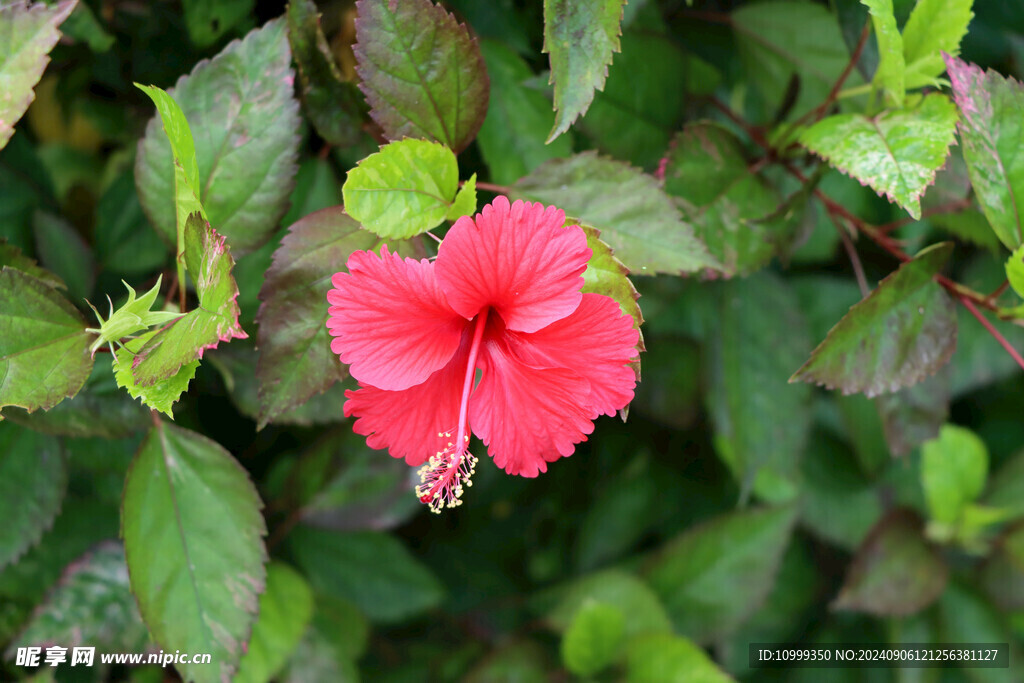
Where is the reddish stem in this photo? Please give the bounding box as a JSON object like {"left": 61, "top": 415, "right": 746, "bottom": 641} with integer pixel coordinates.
{"left": 474, "top": 181, "right": 511, "bottom": 195}
{"left": 959, "top": 296, "right": 1024, "bottom": 372}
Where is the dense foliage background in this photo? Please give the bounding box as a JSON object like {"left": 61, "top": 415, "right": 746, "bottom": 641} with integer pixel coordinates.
{"left": 2, "top": 0, "right": 1024, "bottom": 681}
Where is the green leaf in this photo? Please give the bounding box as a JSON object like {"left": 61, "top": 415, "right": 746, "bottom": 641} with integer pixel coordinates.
{"left": 876, "top": 369, "right": 949, "bottom": 457}
{"left": 285, "top": 594, "right": 368, "bottom": 681}
{"left": 446, "top": 174, "right": 477, "bottom": 222}
{"left": 32, "top": 211, "right": 94, "bottom": 300}
{"left": 863, "top": 0, "right": 904, "bottom": 108}
{"left": 1, "top": 359, "right": 150, "bottom": 437}
{"left": 940, "top": 582, "right": 1024, "bottom": 682}
{"left": 86, "top": 276, "right": 182, "bottom": 356}
{"left": 0, "top": 425, "right": 66, "bottom": 569}
{"left": 14, "top": 542, "right": 148, "bottom": 651}
{"left": 0, "top": 267, "right": 93, "bottom": 415}
{"left": 132, "top": 215, "right": 247, "bottom": 386}
{"left": 353, "top": 0, "right": 489, "bottom": 153}
{"left": 465, "top": 641, "right": 550, "bottom": 683}
{"left": 288, "top": 525, "right": 444, "bottom": 623}
{"left": 706, "top": 272, "right": 812, "bottom": 499}
{"left": 561, "top": 602, "right": 625, "bottom": 678}
{"left": 834, "top": 509, "right": 947, "bottom": 616}
{"left": 60, "top": 1, "right": 114, "bottom": 52}
{"left": 114, "top": 330, "right": 198, "bottom": 417}
{"left": 235, "top": 562, "right": 314, "bottom": 683}
{"left": 343, "top": 139, "right": 462, "bottom": 239}
{"left": 512, "top": 152, "right": 717, "bottom": 274}
{"left": 0, "top": 239, "right": 64, "bottom": 289}
{"left": 800, "top": 93, "right": 959, "bottom": 219}
{"left": 0, "top": 0, "right": 76, "bottom": 150}
{"left": 981, "top": 524, "right": 1024, "bottom": 610}
{"left": 94, "top": 170, "right": 169, "bottom": 276}
{"left": 122, "top": 421, "right": 267, "bottom": 683}
{"left": 641, "top": 506, "right": 795, "bottom": 642}
{"left": 625, "top": 633, "right": 734, "bottom": 683}
{"left": 579, "top": 32, "right": 686, "bottom": 169}
{"left": 286, "top": 0, "right": 367, "bottom": 149}
{"left": 477, "top": 40, "right": 572, "bottom": 186}
{"left": 791, "top": 243, "right": 957, "bottom": 397}
{"left": 732, "top": 1, "right": 860, "bottom": 121}
{"left": 663, "top": 123, "right": 780, "bottom": 276}
{"left": 182, "top": 0, "right": 254, "bottom": 47}
{"left": 254, "top": 208, "right": 377, "bottom": 428}
{"left": 135, "top": 18, "right": 300, "bottom": 256}
{"left": 986, "top": 449, "right": 1024, "bottom": 519}
{"left": 946, "top": 55, "right": 1024, "bottom": 250}
{"left": 902, "top": 0, "right": 974, "bottom": 89}
{"left": 1007, "top": 243, "right": 1024, "bottom": 299}
{"left": 546, "top": 570, "right": 673, "bottom": 639}
{"left": 921, "top": 424, "right": 988, "bottom": 525}
{"left": 543, "top": 0, "right": 625, "bottom": 142}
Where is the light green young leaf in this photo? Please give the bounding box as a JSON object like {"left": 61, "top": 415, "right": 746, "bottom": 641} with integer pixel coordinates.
{"left": 0, "top": 267, "right": 93, "bottom": 415}
{"left": 1007, "top": 243, "right": 1024, "bottom": 299}
{"left": 544, "top": 0, "right": 626, "bottom": 142}
{"left": 625, "top": 633, "right": 733, "bottom": 683}
{"left": 131, "top": 215, "right": 247, "bottom": 386}
{"left": 561, "top": 602, "right": 625, "bottom": 678}
{"left": 122, "top": 421, "right": 267, "bottom": 683}
{"left": 921, "top": 424, "right": 988, "bottom": 525}
{"left": 800, "top": 93, "right": 958, "bottom": 219}
{"left": 446, "top": 174, "right": 477, "bottom": 222}
{"left": 862, "top": 0, "right": 904, "bottom": 108}
{"left": 343, "top": 139, "right": 459, "bottom": 239}
{"left": 791, "top": 243, "right": 957, "bottom": 397}
{"left": 113, "top": 330, "right": 198, "bottom": 417}
{"left": 903, "top": 0, "right": 974, "bottom": 89}
{"left": 0, "top": 0, "right": 76, "bottom": 150}
{"left": 546, "top": 570, "right": 673, "bottom": 639}
{"left": 86, "top": 276, "right": 182, "bottom": 356}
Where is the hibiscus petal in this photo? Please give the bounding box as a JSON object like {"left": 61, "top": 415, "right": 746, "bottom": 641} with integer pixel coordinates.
{"left": 344, "top": 346, "right": 466, "bottom": 466}
{"left": 470, "top": 339, "right": 593, "bottom": 477}
{"left": 436, "top": 196, "right": 591, "bottom": 333}
{"left": 327, "top": 247, "right": 465, "bottom": 391}
{"left": 510, "top": 293, "right": 639, "bottom": 417}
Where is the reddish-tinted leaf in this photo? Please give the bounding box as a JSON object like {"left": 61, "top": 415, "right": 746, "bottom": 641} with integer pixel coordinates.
{"left": 353, "top": 0, "right": 488, "bottom": 153}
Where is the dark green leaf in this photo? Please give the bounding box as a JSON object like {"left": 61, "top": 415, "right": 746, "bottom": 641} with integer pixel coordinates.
{"left": 981, "top": 523, "right": 1024, "bottom": 609}
{"left": 122, "top": 421, "right": 267, "bottom": 683}
{"left": 641, "top": 506, "right": 795, "bottom": 642}
{"left": 561, "top": 602, "right": 625, "bottom": 677}
{"left": 663, "top": 123, "right": 779, "bottom": 276}
{"left": 14, "top": 542, "right": 148, "bottom": 651}
{"left": 625, "top": 633, "right": 734, "bottom": 683}
{"left": 60, "top": 1, "right": 115, "bottom": 52}
{"left": 986, "top": 448, "right": 1024, "bottom": 519}
{"left": 833, "top": 509, "right": 947, "bottom": 616}
{"left": 342, "top": 139, "right": 460, "bottom": 239}
{"left": 33, "top": 211, "right": 94, "bottom": 300}
{"left": 135, "top": 18, "right": 301, "bottom": 256}
{"left": 921, "top": 424, "right": 988, "bottom": 526}
{"left": 791, "top": 243, "right": 957, "bottom": 397}
{"left": 876, "top": 369, "right": 949, "bottom": 457}
{"left": 939, "top": 581, "right": 1024, "bottom": 682}
{"left": 94, "top": 170, "right": 169, "bottom": 276}
{"left": 732, "top": 1, "right": 860, "bottom": 121}
{"left": 283, "top": 594, "right": 367, "bottom": 682}
{"left": 286, "top": 0, "right": 367, "bottom": 149}
{"left": 903, "top": 0, "right": 974, "bottom": 89}
{"left": 0, "top": 424, "right": 66, "bottom": 569}
{"left": 464, "top": 641, "right": 550, "bottom": 683}
{"left": 706, "top": 272, "right": 812, "bottom": 499}
{"left": 254, "top": 207, "right": 376, "bottom": 428}
{"left": 477, "top": 40, "right": 572, "bottom": 186}
{"left": 512, "top": 153, "right": 717, "bottom": 274}
{"left": 0, "top": 267, "right": 93, "bottom": 415}
{"left": 289, "top": 525, "right": 443, "bottom": 623}
{"left": 0, "top": 239, "right": 64, "bottom": 288}
{"left": 182, "top": 0, "right": 254, "bottom": 47}
{"left": 0, "top": 0, "right": 76, "bottom": 150}
{"left": 579, "top": 32, "right": 686, "bottom": 169}
{"left": 946, "top": 54, "right": 1024, "bottom": 250}
{"left": 132, "top": 216, "right": 247, "bottom": 385}
{"left": 235, "top": 562, "right": 314, "bottom": 683}
{"left": 800, "top": 94, "right": 959, "bottom": 219}
{"left": 353, "top": 0, "right": 489, "bottom": 153}
{"left": 543, "top": 0, "right": 625, "bottom": 142}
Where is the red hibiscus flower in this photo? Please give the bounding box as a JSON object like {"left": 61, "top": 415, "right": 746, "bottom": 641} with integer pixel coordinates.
{"left": 327, "top": 196, "right": 639, "bottom": 512}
